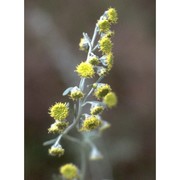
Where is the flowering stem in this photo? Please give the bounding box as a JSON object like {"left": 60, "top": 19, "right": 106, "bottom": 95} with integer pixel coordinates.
{"left": 46, "top": 7, "right": 119, "bottom": 179}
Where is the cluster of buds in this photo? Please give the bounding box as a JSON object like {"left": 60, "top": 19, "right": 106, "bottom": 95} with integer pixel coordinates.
{"left": 45, "top": 7, "right": 118, "bottom": 180}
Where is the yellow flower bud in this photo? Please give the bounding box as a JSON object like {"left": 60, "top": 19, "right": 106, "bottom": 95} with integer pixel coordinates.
{"left": 49, "top": 146, "right": 64, "bottom": 157}
{"left": 90, "top": 105, "right": 104, "bottom": 115}
{"left": 69, "top": 87, "right": 84, "bottom": 101}
{"left": 107, "top": 8, "right": 118, "bottom": 24}
{"left": 60, "top": 163, "right": 79, "bottom": 180}
{"left": 99, "top": 36, "right": 113, "bottom": 55}
{"left": 81, "top": 116, "right": 102, "bottom": 131}
{"left": 94, "top": 84, "right": 112, "bottom": 99}
{"left": 48, "top": 121, "right": 69, "bottom": 134}
{"left": 75, "top": 62, "right": 95, "bottom": 78}
{"left": 49, "top": 102, "right": 69, "bottom": 121}
{"left": 106, "top": 53, "right": 114, "bottom": 71}
{"left": 97, "top": 19, "right": 110, "bottom": 33}
{"left": 103, "top": 92, "right": 118, "bottom": 108}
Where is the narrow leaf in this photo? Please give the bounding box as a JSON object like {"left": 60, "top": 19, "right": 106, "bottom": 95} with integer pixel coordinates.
{"left": 62, "top": 87, "right": 73, "bottom": 96}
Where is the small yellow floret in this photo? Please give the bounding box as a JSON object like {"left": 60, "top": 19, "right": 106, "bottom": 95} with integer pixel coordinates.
{"left": 104, "top": 31, "right": 115, "bottom": 38}
{"left": 94, "top": 84, "right": 112, "bottom": 99}
{"left": 88, "top": 56, "right": 99, "bottom": 65}
{"left": 49, "top": 102, "right": 69, "bottom": 121}
{"left": 81, "top": 116, "right": 102, "bottom": 131}
{"left": 97, "top": 19, "right": 110, "bottom": 33}
{"left": 70, "top": 90, "right": 84, "bottom": 101}
{"left": 103, "top": 92, "right": 118, "bottom": 108}
{"left": 48, "top": 121, "right": 69, "bottom": 134}
{"left": 60, "top": 163, "right": 79, "bottom": 180}
{"left": 97, "top": 67, "right": 108, "bottom": 77}
{"left": 90, "top": 106, "right": 104, "bottom": 115}
{"left": 76, "top": 62, "right": 95, "bottom": 78}
{"left": 106, "top": 53, "right": 114, "bottom": 71}
{"left": 107, "top": 8, "right": 118, "bottom": 24}
{"left": 49, "top": 146, "right": 64, "bottom": 157}
{"left": 99, "top": 37, "right": 113, "bottom": 55}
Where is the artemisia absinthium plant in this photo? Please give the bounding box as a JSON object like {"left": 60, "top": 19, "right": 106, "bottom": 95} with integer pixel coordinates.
{"left": 44, "top": 7, "right": 118, "bottom": 180}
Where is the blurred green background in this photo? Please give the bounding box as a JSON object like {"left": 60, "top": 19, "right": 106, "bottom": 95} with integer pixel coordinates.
{"left": 25, "top": 0, "right": 155, "bottom": 179}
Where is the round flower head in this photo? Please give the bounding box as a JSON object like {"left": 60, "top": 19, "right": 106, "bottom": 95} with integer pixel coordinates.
{"left": 49, "top": 102, "right": 69, "bottom": 121}
{"left": 79, "top": 38, "right": 88, "bottom": 51}
{"left": 81, "top": 115, "right": 102, "bottom": 131}
{"left": 48, "top": 121, "right": 69, "bottom": 134}
{"left": 97, "top": 19, "right": 110, "bottom": 33}
{"left": 90, "top": 105, "right": 104, "bottom": 115}
{"left": 94, "top": 84, "right": 112, "bottom": 99}
{"left": 103, "top": 92, "right": 118, "bottom": 108}
{"left": 88, "top": 56, "right": 100, "bottom": 65}
{"left": 75, "top": 62, "right": 95, "bottom": 78}
{"left": 69, "top": 87, "right": 84, "bottom": 101}
{"left": 99, "top": 36, "right": 113, "bottom": 55}
{"left": 107, "top": 8, "right": 118, "bottom": 24}
{"left": 49, "top": 145, "right": 64, "bottom": 157}
{"left": 60, "top": 163, "right": 79, "bottom": 180}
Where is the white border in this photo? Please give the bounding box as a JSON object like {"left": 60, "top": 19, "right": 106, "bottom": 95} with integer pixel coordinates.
{"left": 157, "top": 0, "right": 180, "bottom": 179}
{"left": 1, "top": 0, "right": 180, "bottom": 179}
{"left": 0, "top": 0, "right": 24, "bottom": 179}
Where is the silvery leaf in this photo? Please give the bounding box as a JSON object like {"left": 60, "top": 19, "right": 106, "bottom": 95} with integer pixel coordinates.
{"left": 62, "top": 87, "right": 73, "bottom": 96}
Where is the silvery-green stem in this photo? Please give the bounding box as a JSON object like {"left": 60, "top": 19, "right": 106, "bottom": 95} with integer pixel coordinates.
{"left": 92, "top": 44, "right": 99, "bottom": 52}
{"left": 80, "top": 143, "right": 86, "bottom": 180}
{"left": 43, "top": 139, "right": 56, "bottom": 146}
{"left": 91, "top": 25, "right": 98, "bottom": 47}
{"left": 82, "top": 76, "right": 104, "bottom": 105}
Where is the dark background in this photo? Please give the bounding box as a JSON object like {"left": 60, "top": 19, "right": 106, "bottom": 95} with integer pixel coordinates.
{"left": 25, "top": 0, "right": 155, "bottom": 179}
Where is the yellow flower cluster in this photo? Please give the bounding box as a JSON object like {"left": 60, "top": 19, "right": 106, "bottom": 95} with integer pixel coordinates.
{"left": 97, "top": 8, "right": 118, "bottom": 75}
{"left": 90, "top": 105, "right": 104, "bottom": 115}
{"left": 48, "top": 121, "right": 69, "bottom": 134}
{"left": 106, "top": 53, "right": 114, "bottom": 72}
{"left": 94, "top": 84, "right": 118, "bottom": 108}
{"left": 103, "top": 92, "right": 118, "bottom": 108}
{"left": 94, "top": 84, "right": 112, "bottom": 99}
{"left": 107, "top": 8, "right": 118, "bottom": 24}
{"left": 81, "top": 116, "right": 102, "bottom": 131}
{"left": 69, "top": 88, "right": 84, "bottom": 101}
{"left": 75, "top": 62, "right": 95, "bottom": 78}
{"left": 49, "top": 146, "right": 65, "bottom": 157}
{"left": 49, "top": 102, "right": 69, "bottom": 121}
{"left": 46, "top": 8, "right": 119, "bottom": 177}
{"left": 99, "top": 37, "right": 112, "bottom": 55}
{"left": 60, "top": 163, "right": 79, "bottom": 180}
{"left": 97, "top": 19, "right": 110, "bottom": 33}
